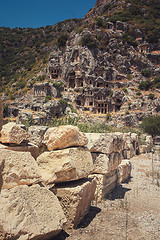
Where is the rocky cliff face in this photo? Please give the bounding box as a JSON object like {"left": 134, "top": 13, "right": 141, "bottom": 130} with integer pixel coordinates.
{"left": 2, "top": 0, "right": 160, "bottom": 127}
{"left": 0, "top": 98, "right": 3, "bottom": 131}
{"left": 44, "top": 17, "right": 159, "bottom": 126}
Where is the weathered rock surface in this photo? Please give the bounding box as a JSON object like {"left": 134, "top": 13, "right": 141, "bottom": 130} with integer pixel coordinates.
{"left": 51, "top": 178, "right": 96, "bottom": 229}
{"left": 0, "top": 98, "right": 2, "bottom": 131}
{"left": 139, "top": 134, "right": 153, "bottom": 154}
{"left": 0, "top": 185, "right": 66, "bottom": 240}
{"left": 122, "top": 132, "right": 139, "bottom": 159}
{"left": 139, "top": 144, "right": 148, "bottom": 154}
{"left": 0, "top": 122, "right": 31, "bottom": 145}
{"left": 145, "top": 135, "right": 153, "bottom": 152}
{"left": 43, "top": 125, "right": 88, "bottom": 151}
{"left": 0, "top": 143, "right": 40, "bottom": 159}
{"left": 87, "top": 133, "right": 124, "bottom": 155}
{"left": 28, "top": 125, "right": 48, "bottom": 147}
{"left": 92, "top": 152, "right": 122, "bottom": 174}
{"left": 0, "top": 149, "right": 41, "bottom": 190}
{"left": 89, "top": 172, "right": 118, "bottom": 202}
{"left": 37, "top": 147, "right": 93, "bottom": 184}
{"left": 118, "top": 159, "right": 132, "bottom": 184}
{"left": 85, "top": 133, "right": 104, "bottom": 150}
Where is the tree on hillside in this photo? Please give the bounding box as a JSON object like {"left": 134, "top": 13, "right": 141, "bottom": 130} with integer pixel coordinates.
{"left": 140, "top": 116, "right": 160, "bottom": 137}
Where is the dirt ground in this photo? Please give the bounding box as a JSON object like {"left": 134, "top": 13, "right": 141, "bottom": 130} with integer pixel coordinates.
{"left": 53, "top": 150, "right": 160, "bottom": 240}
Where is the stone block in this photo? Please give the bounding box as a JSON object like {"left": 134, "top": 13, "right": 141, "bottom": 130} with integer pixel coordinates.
{"left": 51, "top": 178, "right": 96, "bottom": 229}
{"left": 0, "top": 143, "right": 40, "bottom": 159}
{"left": 43, "top": 125, "right": 88, "bottom": 151}
{"left": 0, "top": 185, "right": 66, "bottom": 240}
{"left": 89, "top": 171, "right": 118, "bottom": 202}
{"left": 86, "top": 132, "right": 124, "bottom": 155}
{"left": 0, "top": 149, "right": 41, "bottom": 191}
{"left": 92, "top": 152, "right": 122, "bottom": 174}
{"left": 0, "top": 122, "right": 31, "bottom": 145}
{"left": 28, "top": 125, "right": 48, "bottom": 147}
{"left": 118, "top": 160, "right": 131, "bottom": 184}
{"left": 37, "top": 147, "right": 93, "bottom": 185}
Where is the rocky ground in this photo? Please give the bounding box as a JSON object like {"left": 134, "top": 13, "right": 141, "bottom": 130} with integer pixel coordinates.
{"left": 53, "top": 150, "right": 160, "bottom": 240}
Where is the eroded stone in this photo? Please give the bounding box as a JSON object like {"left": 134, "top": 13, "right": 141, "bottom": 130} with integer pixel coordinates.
{"left": 43, "top": 125, "right": 88, "bottom": 151}
{"left": 51, "top": 178, "right": 96, "bottom": 229}
{"left": 37, "top": 147, "right": 93, "bottom": 184}
{"left": 0, "top": 185, "right": 66, "bottom": 240}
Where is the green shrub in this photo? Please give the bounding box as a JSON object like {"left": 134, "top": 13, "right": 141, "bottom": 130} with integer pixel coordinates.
{"left": 57, "top": 34, "right": 68, "bottom": 48}
{"left": 52, "top": 81, "right": 63, "bottom": 88}
{"left": 36, "top": 75, "right": 46, "bottom": 82}
{"left": 127, "top": 74, "right": 132, "bottom": 80}
{"left": 139, "top": 80, "right": 152, "bottom": 91}
{"left": 141, "top": 69, "right": 151, "bottom": 78}
{"left": 16, "top": 81, "right": 26, "bottom": 90}
{"left": 122, "top": 87, "right": 128, "bottom": 93}
{"left": 95, "top": 17, "right": 106, "bottom": 28}
{"left": 148, "top": 93, "right": 154, "bottom": 100}
{"left": 80, "top": 34, "right": 97, "bottom": 49}
{"left": 140, "top": 116, "right": 160, "bottom": 137}
{"left": 58, "top": 98, "right": 67, "bottom": 104}
{"left": 78, "top": 122, "right": 110, "bottom": 133}
{"left": 44, "top": 95, "right": 51, "bottom": 102}
{"left": 122, "top": 33, "right": 138, "bottom": 48}
{"left": 136, "top": 91, "right": 142, "bottom": 96}
{"left": 109, "top": 90, "right": 113, "bottom": 97}
{"left": 68, "top": 103, "right": 78, "bottom": 114}
{"left": 153, "top": 76, "right": 160, "bottom": 88}
{"left": 10, "top": 94, "right": 15, "bottom": 100}
{"left": 106, "top": 112, "right": 111, "bottom": 121}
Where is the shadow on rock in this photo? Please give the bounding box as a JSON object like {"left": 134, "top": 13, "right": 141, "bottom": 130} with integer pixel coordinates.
{"left": 50, "top": 230, "right": 69, "bottom": 240}
{"left": 105, "top": 185, "right": 131, "bottom": 200}
{"left": 123, "top": 176, "right": 132, "bottom": 184}
{"left": 76, "top": 206, "right": 101, "bottom": 229}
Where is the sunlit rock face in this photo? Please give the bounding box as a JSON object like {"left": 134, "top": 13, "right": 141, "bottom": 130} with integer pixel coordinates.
{"left": 0, "top": 98, "right": 3, "bottom": 131}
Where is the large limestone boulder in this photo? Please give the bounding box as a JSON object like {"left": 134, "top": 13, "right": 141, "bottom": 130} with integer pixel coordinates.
{"left": 89, "top": 171, "right": 118, "bottom": 202}
{"left": 87, "top": 133, "right": 124, "bottom": 155}
{"left": 0, "top": 149, "right": 41, "bottom": 191}
{"left": 118, "top": 160, "right": 132, "bottom": 184}
{"left": 43, "top": 125, "right": 88, "bottom": 151}
{"left": 37, "top": 147, "right": 93, "bottom": 184}
{"left": 92, "top": 152, "right": 122, "bottom": 174}
{"left": 0, "top": 143, "right": 40, "bottom": 159}
{"left": 28, "top": 125, "right": 48, "bottom": 147}
{"left": 51, "top": 178, "right": 96, "bottom": 229}
{"left": 0, "top": 122, "right": 31, "bottom": 145}
{"left": 0, "top": 185, "right": 66, "bottom": 240}
{"left": 0, "top": 98, "right": 2, "bottom": 131}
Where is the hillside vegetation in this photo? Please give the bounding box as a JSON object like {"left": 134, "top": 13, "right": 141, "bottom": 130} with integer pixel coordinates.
{"left": 0, "top": 0, "right": 160, "bottom": 98}
{"left": 102, "top": 0, "right": 160, "bottom": 44}
{"left": 0, "top": 19, "right": 82, "bottom": 96}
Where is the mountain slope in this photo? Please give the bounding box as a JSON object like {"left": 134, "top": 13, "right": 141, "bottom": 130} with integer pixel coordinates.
{"left": 1, "top": 0, "right": 160, "bottom": 128}
{"left": 0, "top": 19, "right": 82, "bottom": 95}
